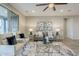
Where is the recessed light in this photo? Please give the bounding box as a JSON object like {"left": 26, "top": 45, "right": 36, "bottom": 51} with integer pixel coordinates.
{"left": 32, "top": 10, "right": 35, "bottom": 13}
{"left": 60, "top": 9, "right": 64, "bottom": 12}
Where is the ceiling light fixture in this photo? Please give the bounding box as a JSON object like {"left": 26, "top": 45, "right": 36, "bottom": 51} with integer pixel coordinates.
{"left": 48, "top": 3, "right": 54, "bottom": 8}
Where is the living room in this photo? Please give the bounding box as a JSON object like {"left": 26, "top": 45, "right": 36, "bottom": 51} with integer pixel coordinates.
{"left": 0, "top": 3, "right": 79, "bottom": 56}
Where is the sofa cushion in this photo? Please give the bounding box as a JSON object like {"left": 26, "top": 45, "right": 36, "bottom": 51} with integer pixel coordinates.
{"left": 38, "top": 32, "right": 43, "bottom": 37}
{"left": 6, "top": 36, "right": 17, "bottom": 45}
{"left": 19, "top": 33, "right": 25, "bottom": 38}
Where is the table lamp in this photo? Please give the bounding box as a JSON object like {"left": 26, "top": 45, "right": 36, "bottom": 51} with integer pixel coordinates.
{"left": 29, "top": 28, "right": 33, "bottom": 35}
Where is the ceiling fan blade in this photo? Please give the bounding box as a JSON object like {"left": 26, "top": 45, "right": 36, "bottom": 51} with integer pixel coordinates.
{"left": 53, "top": 6, "right": 56, "bottom": 11}
{"left": 54, "top": 3, "right": 67, "bottom": 5}
{"left": 36, "top": 3, "right": 49, "bottom": 6}
{"left": 43, "top": 6, "right": 48, "bottom": 12}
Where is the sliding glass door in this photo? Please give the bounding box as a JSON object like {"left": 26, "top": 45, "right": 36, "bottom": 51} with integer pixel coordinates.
{"left": 0, "top": 17, "right": 8, "bottom": 34}
{"left": 0, "top": 5, "right": 19, "bottom": 35}
{"left": 0, "top": 5, "right": 8, "bottom": 34}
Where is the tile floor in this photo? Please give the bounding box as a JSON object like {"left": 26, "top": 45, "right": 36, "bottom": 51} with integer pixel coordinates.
{"left": 62, "top": 39, "right": 79, "bottom": 55}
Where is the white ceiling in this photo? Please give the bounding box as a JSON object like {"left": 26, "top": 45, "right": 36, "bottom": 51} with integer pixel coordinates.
{"left": 10, "top": 3, "right": 79, "bottom": 16}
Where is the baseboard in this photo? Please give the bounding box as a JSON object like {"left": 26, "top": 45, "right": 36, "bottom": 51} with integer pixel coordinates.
{"left": 64, "top": 37, "right": 79, "bottom": 40}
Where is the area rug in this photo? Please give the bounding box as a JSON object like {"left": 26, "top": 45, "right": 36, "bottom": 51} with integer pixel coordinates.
{"left": 18, "top": 42, "right": 76, "bottom": 56}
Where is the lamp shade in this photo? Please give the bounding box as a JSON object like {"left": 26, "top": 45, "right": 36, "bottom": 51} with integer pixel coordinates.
{"left": 29, "top": 28, "right": 33, "bottom": 32}
{"left": 56, "top": 28, "right": 60, "bottom": 32}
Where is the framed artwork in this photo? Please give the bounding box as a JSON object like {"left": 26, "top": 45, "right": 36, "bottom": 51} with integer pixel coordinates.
{"left": 36, "top": 21, "right": 53, "bottom": 32}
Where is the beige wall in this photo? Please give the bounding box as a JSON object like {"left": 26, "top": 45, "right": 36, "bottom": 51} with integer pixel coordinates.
{"left": 25, "top": 16, "right": 65, "bottom": 39}
{"left": 73, "top": 16, "right": 79, "bottom": 39}
{"left": 0, "top": 3, "right": 26, "bottom": 33}
{"left": 66, "top": 16, "right": 79, "bottom": 40}
{"left": 66, "top": 17, "right": 74, "bottom": 39}
{"left": 26, "top": 16, "right": 79, "bottom": 40}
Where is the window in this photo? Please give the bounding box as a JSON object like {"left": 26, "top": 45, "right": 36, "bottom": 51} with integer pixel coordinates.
{"left": 0, "top": 17, "right": 4, "bottom": 34}
{"left": 0, "top": 5, "right": 19, "bottom": 34}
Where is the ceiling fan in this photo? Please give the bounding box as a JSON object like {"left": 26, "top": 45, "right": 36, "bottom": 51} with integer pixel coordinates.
{"left": 36, "top": 3, "right": 67, "bottom": 12}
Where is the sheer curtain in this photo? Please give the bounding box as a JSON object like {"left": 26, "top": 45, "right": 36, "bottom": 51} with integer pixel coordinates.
{"left": 8, "top": 11, "right": 19, "bottom": 35}
{"left": 11, "top": 14, "right": 19, "bottom": 35}
{"left": 0, "top": 5, "right": 19, "bottom": 35}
